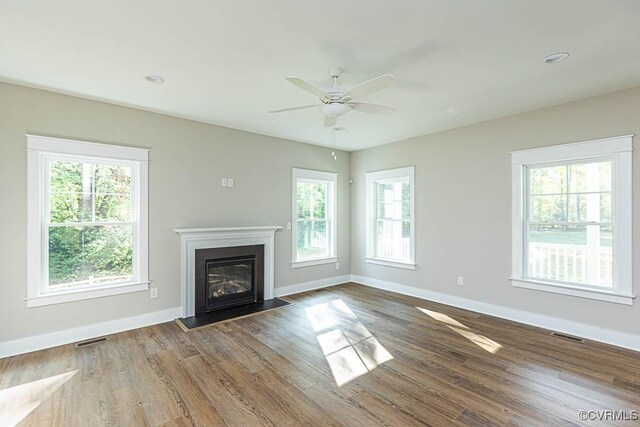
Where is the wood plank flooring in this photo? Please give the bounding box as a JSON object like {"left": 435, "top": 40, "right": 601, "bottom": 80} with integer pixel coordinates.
{"left": 1, "top": 283, "right": 639, "bottom": 426}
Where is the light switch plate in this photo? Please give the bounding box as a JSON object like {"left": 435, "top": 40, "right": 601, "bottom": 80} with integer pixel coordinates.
{"left": 221, "top": 178, "right": 227, "bottom": 187}
{"left": 228, "top": 178, "right": 234, "bottom": 187}
{"left": 150, "top": 288, "right": 158, "bottom": 298}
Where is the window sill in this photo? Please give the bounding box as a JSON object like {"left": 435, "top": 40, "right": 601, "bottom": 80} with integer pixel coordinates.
{"left": 292, "top": 257, "right": 338, "bottom": 269}
{"left": 511, "top": 278, "right": 635, "bottom": 305}
{"left": 25, "top": 281, "right": 150, "bottom": 308}
{"left": 365, "top": 258, "right": 416, "bottom": 270}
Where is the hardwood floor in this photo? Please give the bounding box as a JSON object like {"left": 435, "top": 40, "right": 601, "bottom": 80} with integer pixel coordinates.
{"left": 2, "top": 283, "right": 639, "bottom": 426}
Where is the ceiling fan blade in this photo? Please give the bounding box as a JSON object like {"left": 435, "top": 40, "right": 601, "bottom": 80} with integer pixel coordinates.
{"left": 324, "top": 115, "right": 337, "bottom": 127}
{"left": 270, "top": 104, "right": 320, "bottom": 113}
{"left": 349, "top": 102, "right": 397, "bottom": 115}
{"left": 343, "top": 74, "right": 396, "bottom": 100}
{"left": 286, "top": 77, "right": 330, "bottom": 102}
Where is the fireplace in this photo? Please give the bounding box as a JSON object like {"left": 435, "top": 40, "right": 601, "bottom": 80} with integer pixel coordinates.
{"left": 175, "top": 226, "right": 283, "bottom": 324}
{"left": 195, "top": 244, "right": 264, "bottom": 315}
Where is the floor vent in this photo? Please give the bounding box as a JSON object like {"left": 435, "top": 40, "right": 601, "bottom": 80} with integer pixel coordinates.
{"left": 551, "top": 332, "right": 584, "bottom": 343}
{"left": 75, "top": 337, "right": 108, "bottom": 348}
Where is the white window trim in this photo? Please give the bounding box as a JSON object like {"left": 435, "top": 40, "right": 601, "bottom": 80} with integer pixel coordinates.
{"left": 511, "top": 135, "right": 634, "bottom": 305}
{"left": 26, "top": 134, "right": 149, "bottom": 308}
{"left": 365, "top": 166, "right": 416, "bottom": 270}
{"left": 291, "top": 168, "right": 338, "bottom": 268}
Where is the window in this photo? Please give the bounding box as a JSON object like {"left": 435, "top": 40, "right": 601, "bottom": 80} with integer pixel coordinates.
{"left": 511, "top": 135, "right": 633, "bottom": 304}
{"left": 27, "top": 135, "right": 149, "bottom": 307}
{"left": 292, "top": 168, "right": 337, "bottom": 267}
{"left": 365, "top": 166, "right": 415, "bottom": 269}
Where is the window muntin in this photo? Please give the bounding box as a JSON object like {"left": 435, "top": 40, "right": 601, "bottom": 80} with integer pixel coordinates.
{"left": 524, "top": 159, "right": 613, "bottom": 288}
{"left": 366, "top": 166, "right": 415, "bottom": 268}
{"left": 292, "top": 169, "right": 337, "bottom": 265}
{"left": 46, "top": 157, "right": 135, "bottom": 290}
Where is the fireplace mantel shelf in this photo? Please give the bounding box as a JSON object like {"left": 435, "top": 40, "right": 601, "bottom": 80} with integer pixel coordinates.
{"left": 175, "top": 226, "right": 282, "bottom": 235}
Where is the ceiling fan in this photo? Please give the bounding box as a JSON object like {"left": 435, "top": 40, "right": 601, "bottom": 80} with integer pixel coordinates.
{"left": 270, "top": 68, "right": 397, "bottom": 127}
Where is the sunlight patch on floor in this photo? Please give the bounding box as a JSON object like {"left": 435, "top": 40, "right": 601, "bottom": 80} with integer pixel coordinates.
{"left": 305, "top": 299, "right": 357, "bottom": 333}
{"left": 353, "top": 336, "right": 393, "bottom": 370}
{"left": 317, "top": 329, "right": 352, "bottom": 356}
{"left": 416, "top": 307, "right": 469, "bottom": 329}
{"left": 325, "top": 346, "right": 369, "bottom": 386}
{"left": 306, "top": 299, "right": 393, "bottom": 386}
{"left": 447, "top": 325, "right": 502, "bottom": 353}
{"left": 416, "top": 306, "right": 503, "bottom": 354}
{"left": 0, "top": 370, "right": 78, "bottom": 426}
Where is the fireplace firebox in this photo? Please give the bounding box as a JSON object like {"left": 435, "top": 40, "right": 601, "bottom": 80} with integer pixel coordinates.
{"left": 195, "top": 245, "right": 264, "bottom": 315}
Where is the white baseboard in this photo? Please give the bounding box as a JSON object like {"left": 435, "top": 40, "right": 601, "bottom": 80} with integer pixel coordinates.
{"left": 275, "top": 275, "right": 351, "bottom": 297}
{"left": 0, "top": 307, "right": 182, "bottom": 359}
{"left": 351, "top": 275, "right": 640, "bottom": 352}
{"left": 0, "top": 274, "right": 353, "bottom": 358}
{"left": 6, "top": 273, "right": 636, "bottom": 358}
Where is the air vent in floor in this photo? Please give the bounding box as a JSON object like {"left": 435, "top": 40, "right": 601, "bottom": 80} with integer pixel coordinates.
{"left": 550, "top": 332, "right": 584, "bottom": 343}
{"left": 75, "top": 337, "right": 108, "bottom": 348}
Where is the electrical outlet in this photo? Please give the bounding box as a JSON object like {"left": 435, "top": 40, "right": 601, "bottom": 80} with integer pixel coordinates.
{"left": 227, "top": 178, "right": 234, "bottom": 187}
{"left": 150, "top": 288, "right": 159, "bottom": 298}
{"left": 336, "top": 262, "right": 340, "bottom": 270}
{"left": 286, "top": 222, "right": 291, "bottom": 230}
{"left": 457, "top": 276, "right": 464, "bottom": 286}
{"left": 221, "top": 178, "right": 227, "bottom": 187}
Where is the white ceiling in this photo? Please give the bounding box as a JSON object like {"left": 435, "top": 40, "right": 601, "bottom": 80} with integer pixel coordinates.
{"left": 2, "top": 0, "right": 640, "bottom": 151}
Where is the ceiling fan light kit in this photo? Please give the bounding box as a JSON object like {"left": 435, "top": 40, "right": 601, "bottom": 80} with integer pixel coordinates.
{"left": 321, "top": 102, "right": 352, "bottom": 117}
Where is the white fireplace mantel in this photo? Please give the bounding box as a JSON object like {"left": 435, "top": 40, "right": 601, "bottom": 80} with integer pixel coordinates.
{"left": 175, "top": 226, "right": 282, "bottom": 317}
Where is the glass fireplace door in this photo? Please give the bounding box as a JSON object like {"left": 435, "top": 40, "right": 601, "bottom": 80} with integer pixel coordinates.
{"left": 205, "top": 256, "right": 257, "bottom": 311}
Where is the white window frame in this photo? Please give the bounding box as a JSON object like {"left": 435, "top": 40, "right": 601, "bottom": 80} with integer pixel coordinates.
{"left": 511, "top": 135, "right": 634, "bottom": 305}
{"left": 26, "top": 134, "right": 149, "bottom": 307}
{"left": 365, "top": 166, "right": 416, "bottom": 270}
{"left": 292, "top": 168, "right": 338, "bottom": 268}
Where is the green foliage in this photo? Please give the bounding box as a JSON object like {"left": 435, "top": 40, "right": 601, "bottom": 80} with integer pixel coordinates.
{"left": 529, "top": 161, "right": 612, "bottom": 224}
{"left": 529, "top": 224, "right": 613, "bottom": 247}
{"left": 48, "top": 160, "right": 133, "bottom": 286}
{"left": 296, "top": 182, "right": 326, "bottom": 219}
{"left": 296, "top": 220, "right": 328, "bottom": 260}
{"left": 49, "top": 226, "right": 133, "bottom": 285}
{"left": 296, "top": 182, "right": 329, "bottom": 259}
{"left": 528, "top": 161, "right": 614, "bottom": 256}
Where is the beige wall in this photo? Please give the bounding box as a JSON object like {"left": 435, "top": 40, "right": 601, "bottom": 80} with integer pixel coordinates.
{"left": 351, "top": 86, "right": 640, "bottom": 335}
{"left": 3, "top": 79, "right": 638, "bottom": 346}
{"left": 0, "top": 82, "right": 350, "bottom": 343}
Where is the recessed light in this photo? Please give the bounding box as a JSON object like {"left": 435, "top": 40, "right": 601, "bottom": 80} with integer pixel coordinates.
{"left": 543, "top": 52, "right": 569, "bottom": 64}
{"left": 144, "top": 74, "right": 165, "bottom": 84}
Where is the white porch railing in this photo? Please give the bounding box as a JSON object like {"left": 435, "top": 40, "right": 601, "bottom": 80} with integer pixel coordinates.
{"left": 377, "top": 238, "right": 411, "bottom": 260}
{"left": 528, "top": 242, "right": 612, "bottom": 286}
